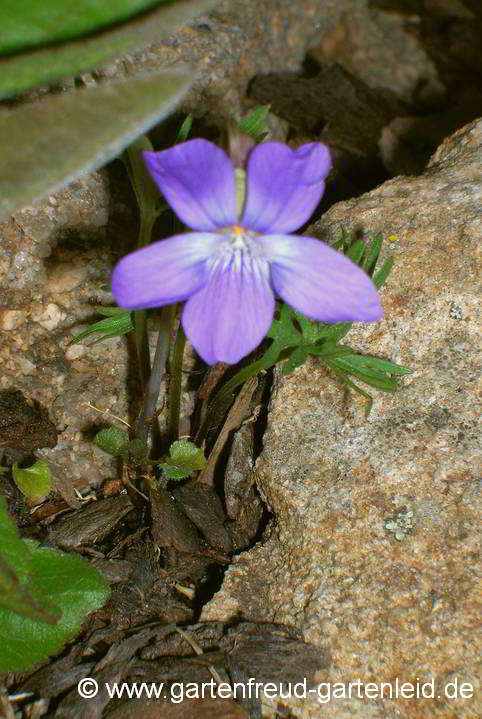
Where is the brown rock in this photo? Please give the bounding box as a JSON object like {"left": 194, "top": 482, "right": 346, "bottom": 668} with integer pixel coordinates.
{"left": 203, "top": 120, "right": 481, "bottom": 718}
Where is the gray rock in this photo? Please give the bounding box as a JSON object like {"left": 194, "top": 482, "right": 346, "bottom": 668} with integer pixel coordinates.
{"left": 203, "top": 119, "right": 481, "bottom": 719}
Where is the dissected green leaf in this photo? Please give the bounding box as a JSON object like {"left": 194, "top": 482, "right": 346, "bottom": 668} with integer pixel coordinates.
{"left": 12, "top": 460, "right": 53, "bottom": 500}
{"left": 95, "top": 428, "right": 129, "bottom": 456}
{"left": 69, "top": 309, "right": 134, "bottom": 345}
{"left": 0, "top": 0, "right": 221, "bottom": 99}
{"left": 1, "top": 0, "right": 161, "bottom": 55}
{"left": 158, "top": 440, "right": 206, "bottom": 480}
{"left": 0, "top": 72, "right": 192, "bottom": 221}
{"left": 0, "top": 497, "right": 110, "bottom": 672}
{"left": 238, "top": 104, "right": 271, "bottom": 143}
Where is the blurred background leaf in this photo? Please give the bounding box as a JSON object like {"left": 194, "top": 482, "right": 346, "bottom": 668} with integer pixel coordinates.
{"left": 0, "top": 72, "right": 191, "bottom": 220}
{"left": 1, "top": 0, "right": 162, "bottom": 55}
{"left": 0, "top": 0, "right": 220, "bottom": 98}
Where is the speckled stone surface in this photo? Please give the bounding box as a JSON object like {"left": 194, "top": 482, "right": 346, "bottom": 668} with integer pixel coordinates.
{"left": 203, "top": 120, "right": 481, "bottom": 718}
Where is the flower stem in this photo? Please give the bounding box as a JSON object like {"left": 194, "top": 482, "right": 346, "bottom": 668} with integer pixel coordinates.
{"left": 167, "top": 317, "right": 186, "bottom": 443}
{"left": 133, "top": 212, "right": 157, "bottom": 389}
{"left": 135, "top": 304, "right": 175, "bottom": 445}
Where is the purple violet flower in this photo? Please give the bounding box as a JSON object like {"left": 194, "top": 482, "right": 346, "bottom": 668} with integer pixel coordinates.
{"left": 112, "top": 139, "right": 383, "bottom": 365}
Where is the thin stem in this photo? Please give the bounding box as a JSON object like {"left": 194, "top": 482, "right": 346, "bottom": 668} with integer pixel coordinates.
{"left": 167, "top": 316, "right": 186, "bottom": 443}
{"left": 135, "top": 305, "right": 175, "bottom": 444}
{"left": 133, "top": 212, "right": 157, "bottom": 389}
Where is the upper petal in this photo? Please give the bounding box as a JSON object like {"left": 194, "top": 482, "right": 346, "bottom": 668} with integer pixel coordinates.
{"left": 182, "top": 252, "right": 275, "bottom": 365}
{"left": 112, "top": 232, "right": 223, "bottom": 310}
{"left": 260, "top": 234, "right": 383, "bottom": 322}
{"left": 143, "top": 139, "right": 237, "bottom": 231}
{"left": 241, "top": 142, "right": 332, "bottom": 233}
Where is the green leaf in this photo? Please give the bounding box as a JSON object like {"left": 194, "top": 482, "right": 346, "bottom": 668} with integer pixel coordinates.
{"left": 68, "top": 310, "right": 134, "bottom": 345}
{"left": 95, "top": 428, "right": 129, "bottom": 456}
{"left": 127, "top": 438, "right": 149, "bottom": 462}
{"left": 0, "top": 72, "right": 192, "bottom": 221}
{"left": 158, "top": 440, "right": 206, "bottom": 480}
{"left": 238, "top": 104, "right": 271, "bottom": 143}
{"left": 1, "top": 0, "right": 161, "bottom": 55}
{"left": 12, "top": 460, "right": 53, "bottom": 501}
{"left": 0, "top": 542, "right": 110, "bottom": 672}
{"left": 124, "top": 135, "right": 161, "bottom": 219}
{"left": 0, "top": 0, "right": 221, "bottom": 99}
{"left": 175, "top": 114, "right": 193, "bottom": 144}
{"left": 363, "top": 233, "right": 383, "bottom": 274}
{"left": 345, "top": 238, "right": 365, "bottom": 265}
{"left": 373, "top": 257, "right": 394, "bottom": 289}
{"left": 0, "top": 497, "right": 110, "bottom": 672}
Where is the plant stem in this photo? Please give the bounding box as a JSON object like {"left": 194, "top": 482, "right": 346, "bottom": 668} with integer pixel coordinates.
{"left": 135, "top": 305, "right": 175, "bottom": 445}
{"left": 133, "top": 212, "right": 157, "bottom": 389}
{"left": 167, "top": 317, "right": 186, "bottom": 443}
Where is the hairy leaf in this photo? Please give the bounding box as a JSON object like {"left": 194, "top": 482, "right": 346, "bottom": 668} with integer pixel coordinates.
{"left": 0, "top": 72, "right": 191, "bottom": 221}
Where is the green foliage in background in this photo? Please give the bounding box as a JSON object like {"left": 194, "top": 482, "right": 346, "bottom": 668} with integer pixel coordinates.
{"left": 0, "top": 497, "right": 110, "bottom": 672}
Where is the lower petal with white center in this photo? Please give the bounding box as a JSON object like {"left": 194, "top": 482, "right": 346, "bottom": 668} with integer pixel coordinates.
{"left": 182, "top": 251, "right": 275, "bottom": 365}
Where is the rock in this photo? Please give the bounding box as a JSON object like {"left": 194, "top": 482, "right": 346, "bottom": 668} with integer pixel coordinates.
{"left": 0, "top": 309, "right": 26, "bottom": 330}
{"left": 203, "top": 120, "right": 481, "bottom": 718}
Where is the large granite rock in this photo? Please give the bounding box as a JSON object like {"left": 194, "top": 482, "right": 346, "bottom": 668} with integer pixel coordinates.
{"left": 203, "top": 119, "right": 481, "bottom": 718}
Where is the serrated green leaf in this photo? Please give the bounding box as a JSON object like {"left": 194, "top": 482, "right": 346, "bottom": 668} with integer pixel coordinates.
{"left": 159, "top": 440, "right": 206, "bottom": 479}
{"left": 127, "top": 438, "right": 149, "bottom": 462}
{"left": 158, "top": 464, "right": 192, "bottom": 480}
{"left": 0, "top": 0, "right": 221, "bottom": 100}
{"left": 0, "top": 72, "right": 192, "bottom": 221}
{"left": 12, "top": 460, "right": 52, "bottom": 501}
{"left": 238, "top": 104, "right": 271, "bottom": 143}
{"left": 68, "top": 310, "right": 134, "bottom": 345}
{"left": 0, "top": 541, "right": 110, "bottom": 672}
{"left": 95, "top": 428, "right": 129, "bottom": 456}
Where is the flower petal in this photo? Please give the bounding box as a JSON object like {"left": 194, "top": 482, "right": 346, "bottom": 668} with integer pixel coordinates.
{"left": 182, "top": 253, "right": 274, "bottom": 364}
{"left": 112, "top": 232, "right": 223, "bottom": 310}
{"left": 241, "top": 142, "right": 331, "bottom": 233}
{"left": 143, "top": 139, "right": 237, "bottom": 231}
{"left": 260, "top": 234, "right": 384, "bottom": 322}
